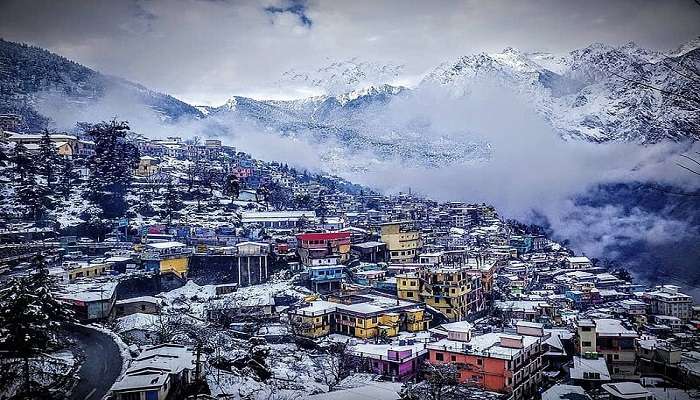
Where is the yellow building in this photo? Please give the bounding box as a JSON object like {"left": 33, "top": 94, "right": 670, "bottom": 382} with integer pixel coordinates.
{"left": 142, "top": 241, "right": 192, "bottom": 278}
{"left": 380, "top": 221, "right": 422, "bottom": 263}
{"left": 289, "top": 291, "right": 431, "bottom": 339}
{"left": 397, "top": 267, "right": 484, "bottom": 322}
{"left": 64, "top": 261, "right": 111, "bottom": 282}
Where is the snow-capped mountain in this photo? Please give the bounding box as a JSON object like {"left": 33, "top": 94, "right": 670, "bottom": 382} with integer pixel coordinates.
{"left": 204, "top": 39, "right": 698, "bottom": 173}
{"left": 423, "top": 40, "right": 699, "bottom": 142}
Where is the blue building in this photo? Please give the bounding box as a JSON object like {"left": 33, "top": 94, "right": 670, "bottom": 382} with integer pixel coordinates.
{"left": 308, "top": 265, "right": 345, "bottom": 293}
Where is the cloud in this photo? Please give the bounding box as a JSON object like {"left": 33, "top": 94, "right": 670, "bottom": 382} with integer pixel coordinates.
{"left": 265, "top": 0, "right": 313, "bottom": 27}
{"left": 1, "top": 0, "right": 699, "bottom": 104}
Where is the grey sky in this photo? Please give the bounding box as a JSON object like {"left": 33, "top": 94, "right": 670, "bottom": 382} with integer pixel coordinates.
{"left": 1, "top": 0, "right": 698, "bottom": 105}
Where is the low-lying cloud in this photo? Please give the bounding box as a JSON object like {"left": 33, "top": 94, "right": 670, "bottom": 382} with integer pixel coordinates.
{"left": 35, "top": 80, "right": 700, "bottom": 292}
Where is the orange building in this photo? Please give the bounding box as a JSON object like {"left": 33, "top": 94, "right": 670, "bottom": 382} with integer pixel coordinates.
{"left": 426, "top": 321, "right": 549, "bottom": 400}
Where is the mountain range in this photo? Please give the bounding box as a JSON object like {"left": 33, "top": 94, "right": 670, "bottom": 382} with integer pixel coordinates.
{"left": 1, "top": 38, "right": 698, "bottom": 157}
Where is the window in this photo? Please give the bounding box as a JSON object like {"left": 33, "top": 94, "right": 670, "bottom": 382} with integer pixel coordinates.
{"left": 582, "top": 341, "right": 592, "bottom": 347}
{"left": 451, "top": 355, "right": 457, "bottom": 362}
{"left": 407, "top": 291, "right": 414, "bottom": 297}
{"left": 613, "top": 354, "right": 619, "bottom": 360}
{"left": 410, "top": 281, "right": 416, "bottom": 286}
{"left": 435, "top": 352, "right": 444, "bottom": 361}
{"left": 477, "top": 358, "right": 483, "bottom": 366}
{"left": 581, "top": 326, "right": 592, "bottom": 332}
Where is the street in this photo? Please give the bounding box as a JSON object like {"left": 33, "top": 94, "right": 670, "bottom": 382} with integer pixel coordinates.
{"left": 69, "top": 325, "right": 124, "bottom": 400}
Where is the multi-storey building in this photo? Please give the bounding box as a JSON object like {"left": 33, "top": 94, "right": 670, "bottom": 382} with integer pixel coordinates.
{"left": 426, "top": 321, "right": 549, "bottom": 400}
{"left": 288, "top": 291, "right": 430, "bottom": 339}
{"left": 577, "top": 319, "right": 638, "bottom": 379}
{"left": 380, "top": 221, "right": 422, "bottom": 263}
{"left": 396, "top": 266, "right": 484, "bottom": 322}
{"left": 642, "top": 285, "right": 694, "bottom": 321}
{"left": 296, "top": 231, "right": 351, "bottom": 266}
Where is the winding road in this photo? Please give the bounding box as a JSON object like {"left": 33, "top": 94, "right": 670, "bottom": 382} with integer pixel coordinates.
{"left": 69, "top": 325, "right": 124, "bottom": 400}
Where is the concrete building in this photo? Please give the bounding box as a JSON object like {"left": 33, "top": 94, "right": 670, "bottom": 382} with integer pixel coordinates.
{"left": 380, "top": 221, "right": 422, "bottom": 263}
{"left": 426, "top": 321, "right": 549, "bottom": 400}
{"left": 577, "top": 319, "right": 638, "bottom": 379}
{"left": 643, "top": 285, "right": 694, "bottom": 321}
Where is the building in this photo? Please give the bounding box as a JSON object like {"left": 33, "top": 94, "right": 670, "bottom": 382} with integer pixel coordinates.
{"left": 55, "top": 281, "right": 118, "bottom": 321}
{"left": 577, "top": 319, "right": 638, "bottom": 379}
{"left": 116, "top": 296, "right": 162, "bottom": 316}
{"left": 307, "top": 264, "right": 345, "bottom": 293}
{"left": 426, "top": 321, "right": 549, "bottom": 400}
{"left": 142, "top": 241, "right": 192, "bottom": 277}
{"left": 347, "top": 340, "right": 427, "bottom": 381}
{"left": 642, "top": 285, "right": 693, "bottom": 321}
{"left": 569, "top": 355, "right": 611, "bottom": 387}
{"left": 296, "top": 231, "right": 351, "bottom": 266}
{"left": 288, "top": 291, "right": 430, "bottom": 339}
{"left": 541, "top": 385, "right": 591, "bottom": 400}
{"left": 601, "top": 382, "right": 653, "bottom": 400}
{"left": 396, "top": 266, "right": 484, "bottom": 322}
{"left": 351, "top": 241, "right": 388, "bottom": 263}
{"left": 380, "top": 221, "right": 422, "bottom": 263}
{"left": 565, "top": 257, "right": 593, "bottom": 269}
{"left": 135, "top": 156, "right": 160, "bottom": 176}
{"left": 241, "top": 210, "right": 316, "bottom": 229}
{"left": 110, "top": 343, "right": 196, "bottom": 400}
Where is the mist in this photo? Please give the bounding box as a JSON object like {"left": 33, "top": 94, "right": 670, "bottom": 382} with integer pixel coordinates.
{"left": 34, "top": 79, "right": 700, "bottom": 293}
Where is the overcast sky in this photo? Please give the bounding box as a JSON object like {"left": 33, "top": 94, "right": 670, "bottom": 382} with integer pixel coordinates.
{"left": 1, "top": 0, "right": 699, "bottom": 105}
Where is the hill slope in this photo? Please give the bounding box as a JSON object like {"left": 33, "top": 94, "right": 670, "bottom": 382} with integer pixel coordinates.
{"left": 0, "top": 39, "right": 203, "bottom": 131}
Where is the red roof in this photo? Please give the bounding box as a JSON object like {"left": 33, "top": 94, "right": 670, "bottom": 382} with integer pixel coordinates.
{"left": 297, "top": 232, "right": 351, "bottom": 241}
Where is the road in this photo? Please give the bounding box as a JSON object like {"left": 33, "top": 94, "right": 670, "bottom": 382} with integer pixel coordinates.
{"left": 69, "top": 325, "right": 124, "bottom": 400}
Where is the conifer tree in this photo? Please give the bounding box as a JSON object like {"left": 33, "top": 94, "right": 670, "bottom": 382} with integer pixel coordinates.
{"left": 37, "top": 129, "right": 59, "bottom": 189}
{"left": 11, "top": 142, "right": 52, "bottom": 221}
{"left": 82, "top": 120, "right": 139, "bottom": 218}
{"left": 57, "top": 157, "right": 79, "bottom": 201}
{"left": 0, "top": 255, "right": 73, "bottom": 396}
{"left": 162, "top": 180, "right": 183, "bottom": 225}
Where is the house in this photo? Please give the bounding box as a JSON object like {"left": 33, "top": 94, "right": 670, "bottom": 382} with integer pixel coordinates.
{"left": 347, "top": 340, "right": 427, "bottom": 381}
{"left": 396, "top": 267, "right": 484, "bottom": 322}
{"left": 426, "top": 321, "right": 549, "bottom": 400}
{"left": 55, "top": 281, "right": 118, "bottom": 321}
{"left": 288, "top": 292, "right": 430, "bottom": 339}
{"left": 642, "top": 285, "right": 693, "bottom": 321}
{"left": 110, "top": 343, "right": 197, "bottom": 400}
{"left": 577, "top": 319, "right": 638, "bottom": 379}
{"left": 116, "top": 296, "right": 162, "bottom": 316}
{"left": 206, "top": 293, "right": 275, "bottom": 324}
{"left": 542, "top": 385, "right": 591, "bottom": 400}
{"left": 601, "top": 382, "right": 653, "bottom": 400}
{"left": 115, "top": 312, "right": 162, "bottom": 345}
{"left": 307, "top": 264, "right": 345, "bottom": 293}
{"left": 569, "top": 355, "right": 611, "bottom": 387}
{"left": 351, "top": 241, "right": 388, "bottom": 263}
{"left": 566, "top": 257, "right": 592, "bottom": 270}
{"left": 135, "top": 156, "right": 160, "bottom": 176}
{"left": 380, "top": 221, "right": 422, "bottom": 263}
{"left": 241, "top": 210, "right": 316, "bottom": 229}
{"left": 237, "top": 189, "right": 258, "bottom": 202}
{"left": 141, "top": 241, "right": 192, "bottom": 277}
{"left": 296, "top": 231, "right": 351, "bottom": 266}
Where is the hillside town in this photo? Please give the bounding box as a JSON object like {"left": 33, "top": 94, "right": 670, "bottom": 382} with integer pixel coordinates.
{"left": 1, "top": 118, "right": 699, "bottom": 400}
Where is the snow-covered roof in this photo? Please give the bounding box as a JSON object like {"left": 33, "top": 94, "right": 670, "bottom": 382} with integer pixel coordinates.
{"left": 601, "top": 382, "right": 651, "bottom": 399}
{"left": 305, "top": 382, "right": 403, "bottom": 400}
{"left": 145, "top": 241, "right": 186, "bottom": 249}
{"left": 569, "top": 356, "right": 611, "bottom": 381}
{"left": 542, "top": 384, "right": 589, "bottom": 400}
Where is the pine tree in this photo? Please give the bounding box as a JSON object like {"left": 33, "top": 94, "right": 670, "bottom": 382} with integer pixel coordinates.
{"left": 83, "top": 120, "right": 139, "bottom": 218}
{"left": 57, "top": 157, "right": 79, "bottom": 201}
{"left": 162, "top": 180, "right": 183, "bottom": 225}
{"left": 37, "top": 129, "right": 59, "bottom": 189}
{"left": 11, "top": 142, "right": 52, "bottom": 221}
{"left": 0, "top": 255, "right": 73, "bottom": 396}
{"left": 223, "top": 174, "right": 240, "bottom": 201}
